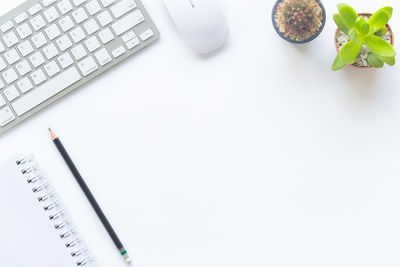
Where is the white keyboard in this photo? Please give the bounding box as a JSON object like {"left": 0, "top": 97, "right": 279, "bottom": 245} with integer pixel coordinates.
{"left": 0, "top": 0, "right": 159, "bottom": 134}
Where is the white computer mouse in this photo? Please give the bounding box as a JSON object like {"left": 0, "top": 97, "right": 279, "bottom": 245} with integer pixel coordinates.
{"left": 162, "top": 0, "right": 230, "bottom": 54}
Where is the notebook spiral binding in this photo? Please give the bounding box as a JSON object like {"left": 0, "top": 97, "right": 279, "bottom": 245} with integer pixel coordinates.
{"left": 16, "top": 155, "right": 94, "bottom": 266}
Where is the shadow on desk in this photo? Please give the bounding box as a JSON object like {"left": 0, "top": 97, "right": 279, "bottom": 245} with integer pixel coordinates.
{"left": 342, "top": 68, "right": 379, "bottom": 101}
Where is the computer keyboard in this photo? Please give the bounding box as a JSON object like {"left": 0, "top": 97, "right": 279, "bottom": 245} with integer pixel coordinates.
{"left": 0, "top": 0, "right": 159, "bottom": 135}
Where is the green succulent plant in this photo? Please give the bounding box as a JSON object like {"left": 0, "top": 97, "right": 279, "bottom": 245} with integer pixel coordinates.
{"left": 332, "top": 4, "right": 396, "bottom": 71}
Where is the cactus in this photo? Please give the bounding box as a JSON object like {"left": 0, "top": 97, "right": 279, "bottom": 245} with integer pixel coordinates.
{"left": 284, "top": 1, "right": 315, "bottom": 34}
{"left": 274, "top": 0, "right": 323, "bottom": 42}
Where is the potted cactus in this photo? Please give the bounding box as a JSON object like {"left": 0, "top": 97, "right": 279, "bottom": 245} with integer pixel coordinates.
{"left": 272, "top": 0, "right": 326, "bottom": 43}
{"left": 332, "top": 4, "right": 396, "bottom": 70}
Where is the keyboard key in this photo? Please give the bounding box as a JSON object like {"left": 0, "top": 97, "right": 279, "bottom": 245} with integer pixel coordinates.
{"left": 83, "top": 19, "right": 99, "bottom": 35}
{"left": 59, "top": 16, "right": 75, "bottom": 32}
{"left": 71, "top": 44, "right": 87, "bottom": 60}
{"left": 30, "top": 14, "right": 46, "bottom": 31}
{"left": 29, "top": 51, "right": 46, "bottom": 68}
{"left": 0, "top": 79, "right": 4, "bottom": 90}
{"left": 98, "top": 28, "right": 114, "bottom": 44}
{"left": 18, "top": 41, "right": 34, "bottom": 57}
{"left": 0, "top": 21, "right": 14, "bottom": 33}
{"left": 0, "top": 95, "right": 5, "bottom": 107}
{"left": 31, "top": 69, "right": 47, "bottom": 85}
{"left": 4, "top": 49, "right": 21, "bottom": 65}
{"left": 72, "top": 0, "right": 86, "bottom": 6}
{"left": 43, "top": 0, "right": 57, "bottom": 7}
{"left": 112, "top": 46, "right": 125, "bottom": 58}
{"left": 0, "top": 58, "right": 7, "bottom": 71}
{"left": 57, "top": 0, "right": 73, "bottom": 15}
{"left": 86, "top": 0, "right": 101, "bottom": 15}
{"left": 43, "top": 6, "right": 60, "bottom": 23}
{"left": 77, "top": 56, "right": 98, "bottom": 76}
{"left": 56, "top": 35, "right": 73, "bottom": 51}
{"left": 32, "top": 32, "right": 48, "bottom": 48}
{"left": 70, "top": 27, "right": 86, "bottom": 43}
{"left": 122, "top": 31, "right": 136, "bottom": 42}
{"left": 4, "top": 85, "right": 20, "bottom": 101}
{"left": 45, "top": 24, "right": 61, "bottom": 40}
{"left": 44, "top": 61, "right": 60, "bottom": 77}
{"left": 100, "top": 0, "right": 114, "bottom": 7}
{"left": 140, "top": 29, "right": 154, "bottom": 41}
{"left": 16, "top": 23, "right": 33, "bottom": 39}
{"left": 57, "top": 52, "right": 74, "bottom": 69}
{"left": 94, "top": 48, "right": 111, "bottom": 66}
{"left": 3, "top": 31, "right": 19, "bottom": 48}
{"left": 15, "top": 60, "right": 32, "bottom": 76}
{"left": 126, "top": 37, "right": 139, "bottom": 49}
{"left": 85, "top": 36, "right": 100, "bottom": 52}
{"left": 112, "top": 10, "right": 144, "bottom": 36}
{"left": 0, "top": 41, "right": 5, "bottom": 53}
{"left": 17, "top": 77, "right": 34, "bottom": 93}
{"left": 111, "top": 0, "right": 137, "bottom": 19}
{"left": 12, "top": 67, "right": 82, "bottom": 116}
{"left": 28, "top": 3, "right": 43, "bottom": 15}
{"left": 14, "top": 12, "right": 29, "bottom": 24}
{"left": 0, "top": 107, "right": 15, "bottom": 126}
{"left": 97, "top": 10, "right": 113, "bottom": 27}
{"left": 2, "top": 68, "right": 18, "bottom": 84}
{"left": 72, "top": 8, "right": 88, "bottom": 24}
{"left": 43, "top": 43, "right": 59, "bottom": 60}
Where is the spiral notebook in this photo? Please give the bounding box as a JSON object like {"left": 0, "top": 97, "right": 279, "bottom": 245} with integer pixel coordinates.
{"left": 0, "top": 155, "right": 94, "bottom": 267}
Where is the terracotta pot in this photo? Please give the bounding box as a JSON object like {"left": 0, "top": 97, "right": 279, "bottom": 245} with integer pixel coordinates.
{"left": 272, "top": 0, "right": 326, "bottom": 44}
{"left": 334, "top": 13, "right": 395, "bottom": 69}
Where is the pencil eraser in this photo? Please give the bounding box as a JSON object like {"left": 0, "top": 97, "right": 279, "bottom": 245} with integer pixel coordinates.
{"left": 125, "top": 256, "right": 132, "bottom": 264}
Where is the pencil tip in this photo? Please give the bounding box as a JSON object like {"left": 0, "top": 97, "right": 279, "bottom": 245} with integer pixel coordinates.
{"left": 48, "top": 128, "right": 52, "bottom": 132}
{"left": 49, "top": 128, "right": 57, "bottom": 140}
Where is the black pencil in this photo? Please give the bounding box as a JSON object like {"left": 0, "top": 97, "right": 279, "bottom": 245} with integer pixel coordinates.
{"left": 49, "top": 128, "right": 131, "bottom": 264}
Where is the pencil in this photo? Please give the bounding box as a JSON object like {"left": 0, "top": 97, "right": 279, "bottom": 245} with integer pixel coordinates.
{"left": 49, "top": 128, "right": 131, "bottom": 264}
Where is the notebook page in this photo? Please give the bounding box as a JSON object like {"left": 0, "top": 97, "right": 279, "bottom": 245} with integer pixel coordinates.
{"left": 0, "top": 157, "right": 77, "bottom": 267}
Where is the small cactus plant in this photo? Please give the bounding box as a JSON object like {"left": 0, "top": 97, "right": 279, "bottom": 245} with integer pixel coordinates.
{"left": 284, "top": 1, "right": 317, "bottom": 34}
{"left": 273, "top": 0, "right": 325, "bottom": 43}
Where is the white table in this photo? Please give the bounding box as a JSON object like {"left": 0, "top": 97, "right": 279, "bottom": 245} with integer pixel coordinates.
{"left": 2, "top": 0, "right": 400, "bottom": 266}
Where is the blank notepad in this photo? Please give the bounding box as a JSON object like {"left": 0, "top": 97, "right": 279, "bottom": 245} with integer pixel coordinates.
{"left": 0, "top": 155, "right": 93, "bottom": 267}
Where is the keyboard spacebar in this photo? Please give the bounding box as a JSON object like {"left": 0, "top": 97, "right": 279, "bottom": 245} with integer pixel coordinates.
{"left": 12, "top": 67, "right": 82, "bottom": 116}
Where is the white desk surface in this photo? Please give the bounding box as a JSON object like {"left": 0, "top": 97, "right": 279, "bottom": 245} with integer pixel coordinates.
{"left": 2, "top": 0, "right": 400, "bottom": 266}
